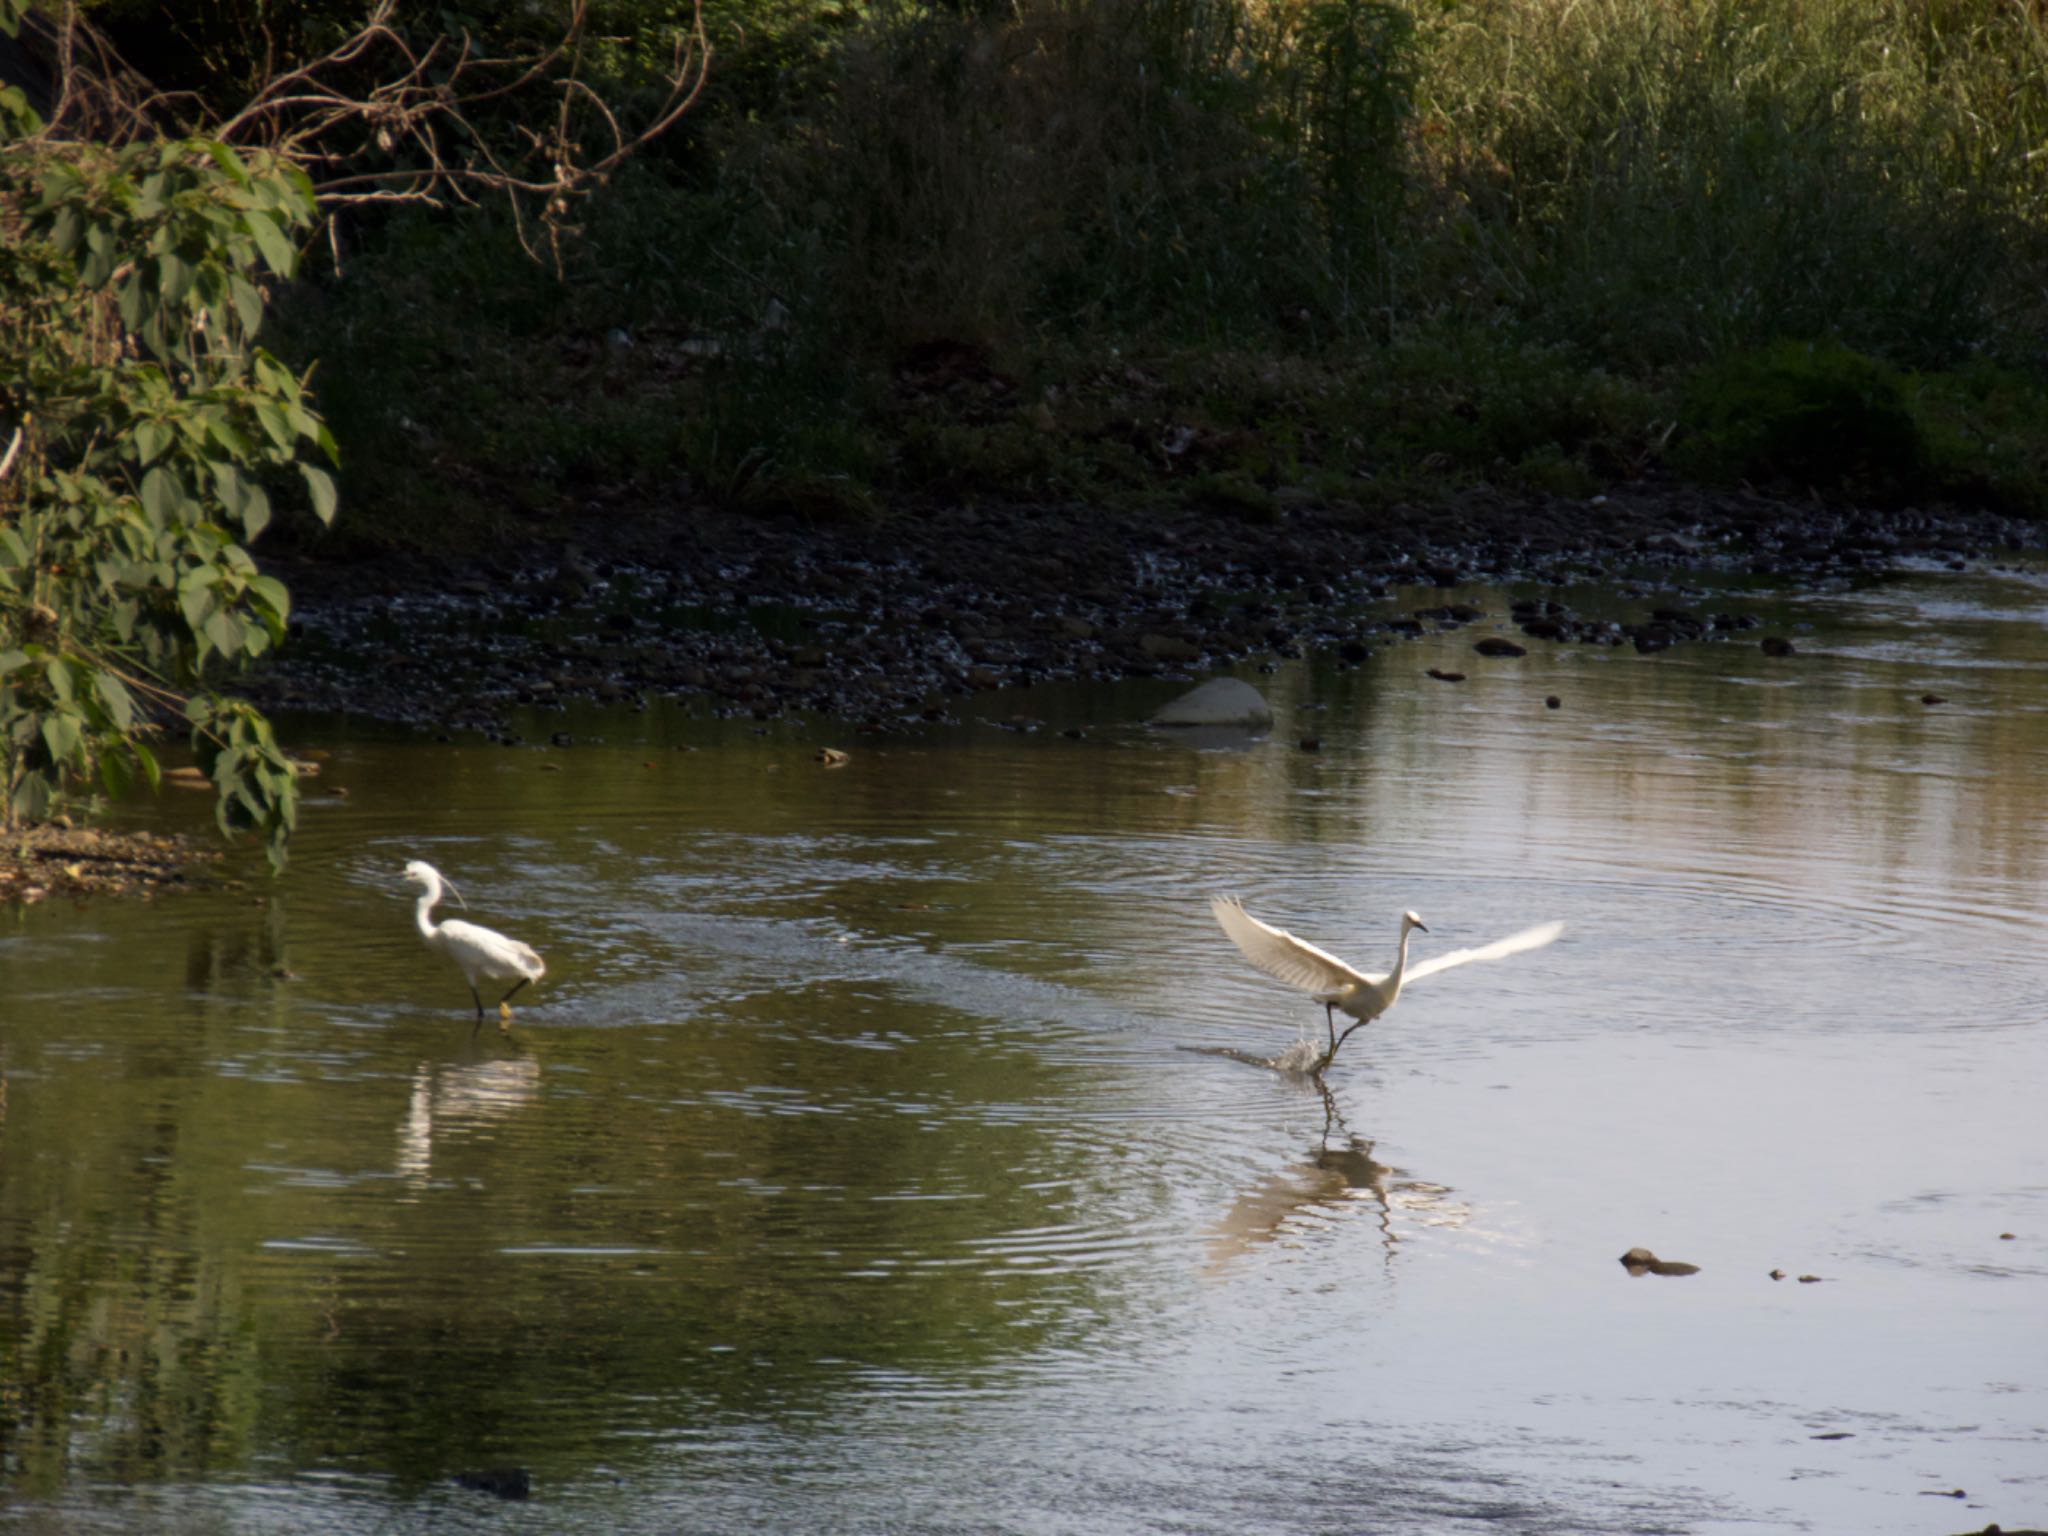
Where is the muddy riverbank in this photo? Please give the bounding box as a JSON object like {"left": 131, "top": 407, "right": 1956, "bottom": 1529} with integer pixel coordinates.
{"left": 0, "top": 822, "right": 222, "bottom": 904}
{"left": 247, "top": 485, "right": 2045, "bottom": 737}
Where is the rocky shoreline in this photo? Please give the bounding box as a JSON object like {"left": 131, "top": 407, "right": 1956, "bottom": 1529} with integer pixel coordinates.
{"left": 11, "top": 484, "right": 2038, "bottom": 904}
{"left": 248, "top": 485, "right": 2045, "bottom": 737}
{"left": 0, "top": 823, "right": 222, "bottom": 905}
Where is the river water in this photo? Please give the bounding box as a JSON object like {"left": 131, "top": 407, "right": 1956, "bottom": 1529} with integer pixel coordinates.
{"left": 2, "top": 567, "right": 2045, "bottom": 1534}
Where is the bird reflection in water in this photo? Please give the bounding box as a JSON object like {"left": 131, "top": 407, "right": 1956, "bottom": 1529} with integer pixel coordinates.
{"left": 1204, "top": 1080, "right": 1471, "bottom": 1273}
{"left": 395, "top": 1055, "right": 542, "bottom": 1190}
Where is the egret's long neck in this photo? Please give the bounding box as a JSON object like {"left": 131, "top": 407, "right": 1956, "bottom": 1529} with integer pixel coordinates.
{"left": 1388, "top": 922, "right": 1415, "bottom": 992}
{"left": 414, "top": 885, "right": 442, "bottom": 942}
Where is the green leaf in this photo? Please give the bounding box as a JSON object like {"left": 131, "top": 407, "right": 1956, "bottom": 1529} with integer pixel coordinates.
{"left": 134, "top": 418, "right": 172, "bottom": 465}
{"left": 254, "top": 399, "right": 293, "bottom": 451}
{"left": 93, "top": 670, "right": 136, "bottom": 731}
{"left": 179, "top": 574, "right": 212, "bottom": 637}
{"left": 202, "top": 141, "right": 252, "bottom": 187}
{"left": 0, "top": 83, "right": 42, "bottom": 136}
{"left": 133, "top": 739, "right": 162, "bottom": 792}
{"left": 229, "top": 273, "right": 263, "bottom": 335}
{"left": 43, "top": 656, "right": 73, "bottom": 703}
{"left": 239, "top": 484, "right": 272, "bottom": 541}
{"left": 118, "top": 269, "right": 147, "bottom": 331}
{"left": 203, "top": 607, "right": 241, "bottom": 659}
{"left": 247, "top": 210, "right": 296, "bottom": 278}
{"left": 252, "top": 352, "right": 293, "bottom": 393}
{"left": 247, "top": 573, "right": 290, "bottom": 625}
{"left": 141, "top": 464, "right": 184, "bottom": 528}
{"left": 211, "top": 460, "right": 248, "bottom": 519}
{"left": 0, "top": 648, "right": 29, "bottom": 676}
{"left": 204, "top": 414, "right": 257, "bottom": 461}
{"left": 158, "top": 252, "right": 193, "bottom": 304}
{"left": 80, "top": 225, "right": 115, "bottom": 288}
{"left": 133, "top": 170, "right": 168, "bottom": 219}
{"left": 41, "top": 710, "right": 82, "bottom": 766}
{"left": 49, "top": 205, "right": 81, "bottom": 255}
{"left": 99, "top": 749, "right": 133, "bottom": 802}
{"left": 300, "top": 464, "right": 338, "bottom": 525}
{"left": 10, "top": 774, "right": 51, "bottom": 824}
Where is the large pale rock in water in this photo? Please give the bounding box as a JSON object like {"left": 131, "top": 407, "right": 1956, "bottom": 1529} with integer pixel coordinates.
{"left": 1150, "top": 677, "right": 1274, "bottom": 729}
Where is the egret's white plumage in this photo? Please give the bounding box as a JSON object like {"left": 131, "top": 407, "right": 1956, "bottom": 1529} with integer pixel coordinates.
{"left": 1211, "top": 896, "right": 1563, "bottom": 1070}
{"left": 403, "top": 860, "right": 546, "bottom": 1027}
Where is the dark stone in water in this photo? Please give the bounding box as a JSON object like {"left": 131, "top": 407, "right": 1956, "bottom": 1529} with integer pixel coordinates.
{"left": 1425, "top": 668, "right": 1466, "bottom": 683}
{"left": 1761, "top": 636, "right": 1797, "bottom": 656}
{"left": 1473, "top": 637, "right": 1527, "bottom": 657}
{"left": 455, "top": 1467, "right": 531, "bottom": 1500}
{"left": 1618, "top": 1246, "right": 1700, "bottom": 1277}
{"left": 1545, "top": 695, "right": 1561, "bottom": 709}
{"left": 1298, "top": 736, "right": 1321, "bottom": 752}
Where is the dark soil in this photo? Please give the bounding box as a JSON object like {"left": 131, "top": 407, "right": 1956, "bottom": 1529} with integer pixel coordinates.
{"left": 248, "top": 484, "right": 2045, "bottom": 737}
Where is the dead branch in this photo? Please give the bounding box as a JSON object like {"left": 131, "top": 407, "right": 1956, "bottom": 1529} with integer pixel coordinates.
{"left": 12, "top": 1, "right": 712, "bottom": 266}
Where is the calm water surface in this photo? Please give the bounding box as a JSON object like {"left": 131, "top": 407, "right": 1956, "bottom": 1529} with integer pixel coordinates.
{"left": 3, "top": 568, "right": 2046, "bottom": 1534}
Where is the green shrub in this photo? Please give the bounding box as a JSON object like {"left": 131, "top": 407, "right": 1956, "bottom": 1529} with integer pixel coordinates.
{"left": 1678, "top": 341, "right": 1929, "bottom": 490}
{"left": 1, "top": 121, "right": 336, "bottom": 863}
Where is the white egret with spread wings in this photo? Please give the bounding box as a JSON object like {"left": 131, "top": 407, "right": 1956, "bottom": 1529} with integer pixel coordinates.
{"left": 1211, "top": 896, "right": 1563, "bottom": 1072}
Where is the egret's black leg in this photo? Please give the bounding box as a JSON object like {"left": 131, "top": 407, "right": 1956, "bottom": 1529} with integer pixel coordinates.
{"left": 497, "top": 978, "right": 530, "bottom": 1008}
{"left": 469, "top": 986, "right": 486, "bottom": 1035}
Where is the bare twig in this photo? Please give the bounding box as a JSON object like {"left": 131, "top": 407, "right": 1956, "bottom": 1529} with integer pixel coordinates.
{"left": 18, "top": 0, "right": 712, "bottom": 267}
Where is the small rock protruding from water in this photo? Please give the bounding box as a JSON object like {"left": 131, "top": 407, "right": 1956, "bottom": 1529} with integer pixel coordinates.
{"left": 454, "top": 1467, "right": 531, "bottom": 1501}
{"left": 815, "top": 747, "right": 850, "bottom": 768}
{"left": 1922, "top": 693, "right": 1947, "bottom": 706}
{"left": 1150, "top": 677, "right": 1274, "bottom": 730}
{"left": 1618, "top": 1246, "right": 1700, "bottom": 1277}
{"left": 1545, "top": 695, "right": 1562, "bottom": 709}
{"left": 1298, "top": 736, "right": 1321, "bottom": 752}
{"left": 1760, "top": 635, "right": 1797, "bottom": 656}
{"left": 1473, "top": 637, "right": 1527, "bottom": 658}
{"left": 1426, "top": 668, "right": 1466, "bottom": 683}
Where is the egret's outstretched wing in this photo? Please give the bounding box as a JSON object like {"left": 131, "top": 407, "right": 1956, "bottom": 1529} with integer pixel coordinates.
{"left": 1211, "top": 897, "right": 1375, "bottom": 994}
{"left": 1404, "top": 920, "right": 1564, "bottom": 984}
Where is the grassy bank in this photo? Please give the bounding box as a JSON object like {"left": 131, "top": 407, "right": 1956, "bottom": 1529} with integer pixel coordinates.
{"left": 275, "top": 0, "right": 2048, "bottom": 554}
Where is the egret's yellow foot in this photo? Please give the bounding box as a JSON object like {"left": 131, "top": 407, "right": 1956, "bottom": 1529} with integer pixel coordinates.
{"left": 498, "top": 1000, "right": 514, "bottom": 1031}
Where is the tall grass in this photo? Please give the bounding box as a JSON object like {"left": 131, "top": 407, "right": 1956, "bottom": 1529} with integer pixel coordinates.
{"left": 1414, "top": 0, "right": 2048, "bottom": 367}
{"left": 699, "top": 0, "right": 1421, "bottom": 344}
{"left": 279, "top": 0, "right": 2048, "bottom": 539}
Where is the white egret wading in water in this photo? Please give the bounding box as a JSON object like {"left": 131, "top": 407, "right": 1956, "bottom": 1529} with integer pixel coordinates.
{"left": 403, "top": 860, "right": 546, "bottom": 1030}
{"left": 1210, "top": 897, "right": 1563, "bottom": 1073}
